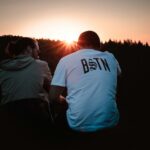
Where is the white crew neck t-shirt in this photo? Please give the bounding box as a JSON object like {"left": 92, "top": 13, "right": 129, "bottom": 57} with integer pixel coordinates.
{"left": 51, "top": 49, "right": 121, "bottom": 132}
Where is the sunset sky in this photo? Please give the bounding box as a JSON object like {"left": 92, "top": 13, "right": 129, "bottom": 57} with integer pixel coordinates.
{"left": 0, "top": 0, "right": 150, "bottom": 44}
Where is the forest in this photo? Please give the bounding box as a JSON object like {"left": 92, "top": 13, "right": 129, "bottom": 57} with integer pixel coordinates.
{"left": 0, "top": 35, "right": 150, "bottom": 148}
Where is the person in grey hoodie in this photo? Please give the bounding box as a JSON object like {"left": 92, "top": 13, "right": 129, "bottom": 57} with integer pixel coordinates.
{"left": 0, "top": 37, "right": 51, "bottom": 104}
{"left": 0, "top": 37, "right": 53, "bottom": 147}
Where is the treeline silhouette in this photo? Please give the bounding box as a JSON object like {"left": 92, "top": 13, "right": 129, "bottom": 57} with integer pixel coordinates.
{"left": 0, "top": 35, "right": 149, "bottom": 148}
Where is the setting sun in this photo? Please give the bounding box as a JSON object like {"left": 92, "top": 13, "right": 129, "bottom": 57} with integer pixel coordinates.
{"left": 21, "top": 18, "right": 85, "bottom": 43}
{"left": 46, "top": 20, "right": 82, "bottom": 43}
{"left": 52, "top": 29, "right": 79, "bottom": 44}
{"left": 63, "top": 35, "right": 77, "bottom": 45}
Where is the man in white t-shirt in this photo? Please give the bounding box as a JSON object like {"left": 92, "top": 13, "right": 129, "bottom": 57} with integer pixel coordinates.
{"left": 50, "top": 31, "right": 121, "bottom": 132}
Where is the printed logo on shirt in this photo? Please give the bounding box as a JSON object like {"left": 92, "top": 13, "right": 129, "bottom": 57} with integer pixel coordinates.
{"left": 81, "top": 58, "right": 110, "bottom": 74}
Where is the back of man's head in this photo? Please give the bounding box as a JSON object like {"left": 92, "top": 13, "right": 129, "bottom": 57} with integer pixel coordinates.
{"left": 12, "top": 37, "right": 37, "bottom": 55}
{"left": 77, "top": 31, "right": 100, "bottom": 49}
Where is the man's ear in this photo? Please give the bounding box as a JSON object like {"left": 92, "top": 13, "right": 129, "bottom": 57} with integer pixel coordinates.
{"left": 32, "top": 48, "right": 40, "bottom": 59}
{"left": 25, "top": 46, "right": 32, "bottom": 55}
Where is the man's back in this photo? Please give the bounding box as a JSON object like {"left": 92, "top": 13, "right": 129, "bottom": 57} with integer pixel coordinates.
{"left": 51, "top": 48, "right": 121, "bottom": 132}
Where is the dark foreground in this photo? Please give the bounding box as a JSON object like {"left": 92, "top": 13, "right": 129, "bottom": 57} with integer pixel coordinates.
{"left": 0, "top": 98, "right": 148, "bottom": 150}
{"left": 0, "top": 111, "right": 147, "bottom": 150}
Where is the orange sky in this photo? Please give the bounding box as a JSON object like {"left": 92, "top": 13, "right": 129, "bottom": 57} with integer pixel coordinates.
{"left": 0, "top": 0, "right": 150, "bottom": 44}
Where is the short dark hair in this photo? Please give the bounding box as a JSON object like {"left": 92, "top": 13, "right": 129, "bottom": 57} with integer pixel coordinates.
{"left": 12, "top": 37, "right": 37, "bottom": 55}
{"left": 0, "top": 35, "right": 20, "bottom": 61}
{"left": 77, "top": 31, "right": 100, "bottom": 49}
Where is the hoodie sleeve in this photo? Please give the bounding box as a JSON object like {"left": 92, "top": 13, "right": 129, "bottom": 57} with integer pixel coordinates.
{"left": 36, "top": 59, "right": 52, "bottom": 92}
{"left": 44, "top": 61, "right": 52, "bottom": 82}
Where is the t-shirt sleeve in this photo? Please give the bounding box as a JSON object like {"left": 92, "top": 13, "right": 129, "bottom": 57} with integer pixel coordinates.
{"left": 106, "top": 51, "right": 121, "bottom": 76}
{"left": 116, "top": 60, "right": 121, "bottom": 76}
{"left": 51, "top": 59, "right": 66, "bottom": 87}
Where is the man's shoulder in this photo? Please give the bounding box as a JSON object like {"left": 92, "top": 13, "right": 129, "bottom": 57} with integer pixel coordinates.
{"left": 35, "top": 59, "right": 47, "bottom": 64}
{"left": 60, "top": 51, "right": 78, "bottom": 62}
{"left": 35, "top": 59, "right": 48, "bottom": 67}
{"left": 101, "top": 50, "right": 115, "bottom": 58}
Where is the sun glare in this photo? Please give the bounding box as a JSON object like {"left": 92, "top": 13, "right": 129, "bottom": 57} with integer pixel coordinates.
{"left": 61, "top": 33, "right": 78, "bottom": 45}
{"left": 49, "top": 24, "right": 80, "bottom": 44}
{"left": 46, "top": 20, "right": 81, "bottom": 44}
{"left": 22, "top": 19, "right": 83, "bottom": 44}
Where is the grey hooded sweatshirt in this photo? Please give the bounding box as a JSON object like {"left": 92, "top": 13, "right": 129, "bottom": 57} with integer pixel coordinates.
{"left": 0, "top": 55, "right": 51, "bottom": 105}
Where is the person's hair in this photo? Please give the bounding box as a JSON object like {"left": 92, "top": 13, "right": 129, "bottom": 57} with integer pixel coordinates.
{"left": 77, "top": 31, "right": 100, "bottom": 49}
{"left": 12, "top": 37, "right": 37, "bottom": 55}
{"left": 0, "top": 35, "right": 19, "bottom": 61}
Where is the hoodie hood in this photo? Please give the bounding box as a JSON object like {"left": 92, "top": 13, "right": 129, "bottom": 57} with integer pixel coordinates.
{"left": 0, "top": 55, "right": 34, "bottom": 71}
